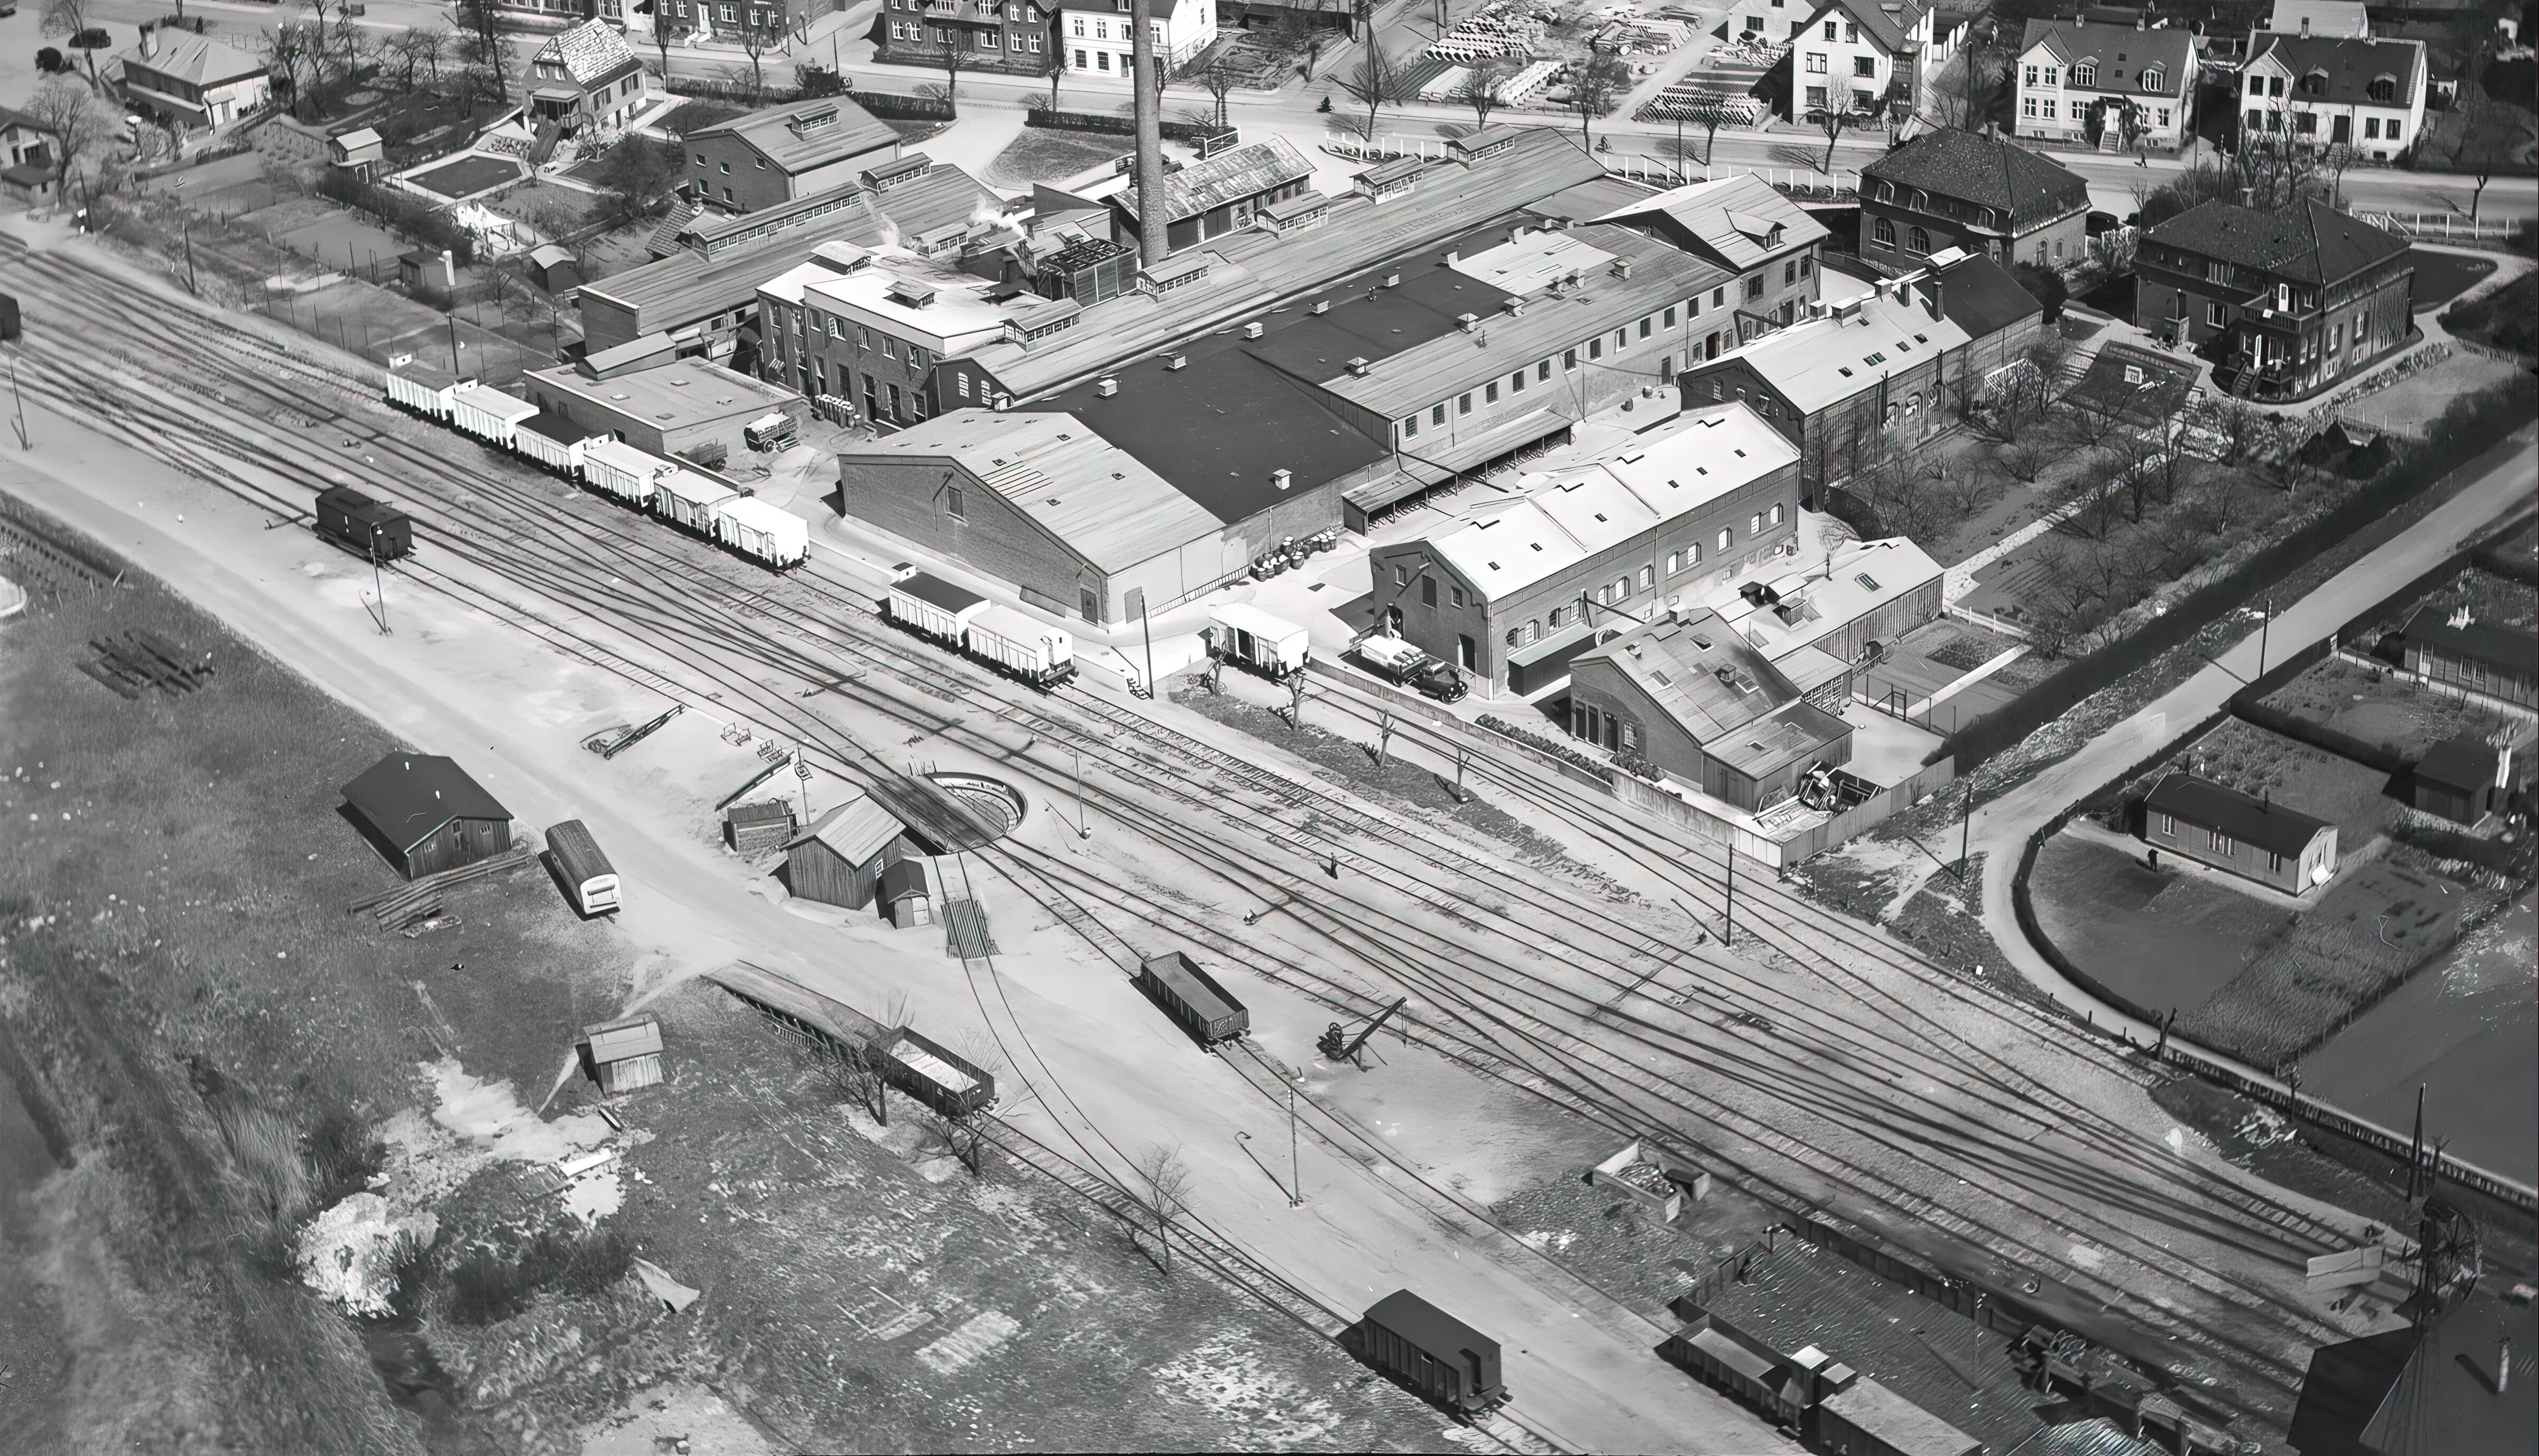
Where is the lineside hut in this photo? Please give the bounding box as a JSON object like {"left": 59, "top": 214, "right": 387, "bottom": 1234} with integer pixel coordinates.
{"left": 577, "top": 1014, "right": 665, "bottom": 1094}
{"left": 780, "top": 791, "right": 911, "bottom": 910}
{"left": 880, "top": 856, "right": 933, "bottom": 928}
{"left": 340, "top": 752, "right": 513, "bottom": 880}
{"left": 725, "top": 800, "right": 797, "bottom": 855}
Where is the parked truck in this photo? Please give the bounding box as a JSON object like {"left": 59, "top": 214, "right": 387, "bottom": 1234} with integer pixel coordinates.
{"left": 1349, "top": 633, "right": 1467, "bottom": 702}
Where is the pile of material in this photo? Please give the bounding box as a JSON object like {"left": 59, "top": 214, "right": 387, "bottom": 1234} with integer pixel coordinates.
{"left": 81, "top": 629, "right": 213, "bottom": 699}
{"left": 349, "top": 845, "right": 535, "bottom": 934}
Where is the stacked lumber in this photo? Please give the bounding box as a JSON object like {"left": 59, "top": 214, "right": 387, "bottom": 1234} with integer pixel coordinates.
{"left": 82, "top": 630, "right": 214, "bottom": 699}
{"left": 349, "top": 845, "right": 535, "bottom": 932}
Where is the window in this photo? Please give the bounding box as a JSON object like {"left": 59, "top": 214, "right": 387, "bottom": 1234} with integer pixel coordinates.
{"left": 1402, "top": 413, "right": 1419, "bottom": 438}
{"left": 1749, "top": 513, "right": 1762, "bottom": 535}
{"left": 2042, "top": 66, "right": 2057, "bottom": 86}
{"left": 1538, "top": 359, "right": 1552, "bottom": 381}
{"left": 2157, "top": 107, "right": 2171, "bottom": 127}
{"left": 1744, "top": 275, "right": 1764, "bottom": 299}
{"left": 1784, "top": 259, "right": 1798, "bottom": 285}
{"left": 1712, "top": 287, "right": 1725, "bottom": 307}
{"left": 1853, "top": 56, "right": 1875, "bottom": 78}
{"left": 1458, "top": 392, "right": 1473, "bottom": 415}
{"left": 1687, "top": 540, "right": 1702, "bottom": 565}
{"left": 1638, "top": 565, "right": 1653, "bottom": 590}
{"left": 1667, "top": 550, "right": 1682, "bottom": 574}
{"left": 1690, "top": 294, "right": 1702, "bottom": 316}
{"left": 1511, "top": 369, "right": 1527, "bottom": 394}
{"left": 1717, "top": 527, "right": 1733, "bottom": 552}
{"left": 2141, "top": 67, "right": 2163, "bottom": 92}
{"left": 2159, "top": 813, "right": 2174, "bottom": 836}
{"left": 1769, "top": 503, "right": 1783, "bottom": 526}
{"left": 1523, "top": 620, "right": 1538, "bottom": 645}
{"left": 1639, "top": 316, "right": 1653, "bottom": 339}
{"left": 2022, "top": 95, "right": 2037, "bottom": 118}
{"left": 2208, "top": 828, "right": 2234, "bottom": 855}
{"left": 2367, "top": 75, "right": 2396, "bottom": 103}
{"left": 693, "top": 151, "right": 708, "bottom": 166}
{"left": 2365, "top": 117, "right": 2380, "bottom": 139}
{"left": 2024, "top": 64, "right": 2039, "bottom": 87}
{"left": 880, "top": 336, "right": 896, "bottom": 358}
{"left": 1822, "top": 19, "right": 1836, "bottom": 38}
{"left": 1394, "top": 565, "right": 1408, "bottom": 587}
{"left": 1664, "top": 305, "right": 1677, "bottom": 327}
{"left": 2329, "top": 324, "right": 2342, "bottom": 353}
{"left": 2041, "top": 99, "right": 2057, "bottom": 119}
{"left": 2249, "top": 74, "right": 2265, "bottom": 96}
{"left": 1074, "top": 47, "right": 1087, "bottom": 66}
{"left": 754, "top": 157, "right": 767, "bottom": 169}
{"left": 1872, "top": 216, "right": 1896, "bottom": 248}
{"left": 1451, "top": 587, "right": 1465, "bottom": 609}
{"left": 1432, "top": 403, "right": 1447, "bottom": 426}
{"left": 2386, "top": 120, "right": 2403, "bottom": 142}
{"left": 1485, "top": 381, "right": 1499, "bottom": 405}
{"left": 2267, "top": 850, "right": 2286, "bottom": 873}
{"left": 1588, "top": 337, "right": 1603, "bottom": 360}
{"left": 1907, "top": 225, "right": 1929, "bottom": 255}
{"left": 1421, "top": 577, "right": 1436, "bottom": 606}
{"left": 945, "top": 484, "right": 964, "bottom": 518}
{"left": 2073, "top": 62, "right": 2095, "bottom": 86}
{"left": 1097, "top": 50, "right": 1110, "bottom": 70}
{"left": 1564, "top": 348, "right": 1579, "bottom": 371}
{"left": 1027, "top": 35, "right": 1040, "bottom": 52}
{"left": 1800, "top": 255, "right": 1812, "bottom": 277}
{"left": 719, "top": 161, "right": 731, "bottom": 173}
{"left": 1806, "top": 52, "right": 1827, "bottom": 73}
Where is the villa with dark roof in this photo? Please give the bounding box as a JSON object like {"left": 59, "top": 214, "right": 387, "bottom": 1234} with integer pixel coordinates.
{"left": 2135, "top": 199, "right": 2412, "bottom": 401}
{"left": 1858, "top": 126, "right": 2091, "bottom": 270}
{"left": 2015, "top": 16, "right": 2200, "bottom": 153}
{"left": 2240, "top": 31, "right": 2427, "bottom": 160}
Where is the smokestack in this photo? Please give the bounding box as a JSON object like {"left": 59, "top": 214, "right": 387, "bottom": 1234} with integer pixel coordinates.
{"left": 1130, "top": 0, "right": 1170, "bottom": 271}
{"left": 2501, "top": 1339, "right": 2514, "bottom": 1395}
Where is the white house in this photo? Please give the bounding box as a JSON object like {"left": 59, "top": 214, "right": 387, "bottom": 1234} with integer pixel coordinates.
{"left": 114, "top": 29, "right": 272, "bottom": 131}
{"left": 1061, "top": 0, "right": 1215, "bottom": 82}
{"left": 2240, "top": 32, "right": 2427, "bottom": 160}
{"left": 2263, "top": 1, "right": 2369, "bottom": 39}
{"left": 1785, "top": 0, "right": 1940, "bottom": 123}
{"left": 2015, "top": 18, "right": 2198, "bottom": 153}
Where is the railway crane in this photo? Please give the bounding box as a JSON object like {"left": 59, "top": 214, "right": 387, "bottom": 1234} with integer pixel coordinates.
{"left": 1319, "top": 998, "right": 1408, "bottom": 1067}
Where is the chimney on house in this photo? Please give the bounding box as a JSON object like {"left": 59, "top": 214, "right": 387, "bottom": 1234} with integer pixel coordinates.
{"left": 1271, "top": 468, "right": 1293, "bottom": 491}
{"left": 2300, "top": 14, "right": 2312, "bottom": 33}
{"left": 1922, "top": 275, "right": 1944, "bottom": 320}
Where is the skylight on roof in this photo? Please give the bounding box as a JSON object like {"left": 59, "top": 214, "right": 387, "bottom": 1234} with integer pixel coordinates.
{"left": 1855, "top": 572, "right": 1881, "bottom": 591}
{"left": 1838, "top": 366, "right": 1853, "bottom": 377}
{"left": 1530, "top": 543, "right": 1544, "bottom": 551}
{"left": 1894, "top": 340, "right": 1911, "bottom": 351}
{"left": 1650, "top": 670, "right": 1671, "bottom": 686}
{"left": 1864, "top": 351, "right": 1887, "bottom": 365}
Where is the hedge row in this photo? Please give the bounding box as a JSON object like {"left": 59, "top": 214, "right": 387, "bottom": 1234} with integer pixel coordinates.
{"left": 315, "top": 168, "right": 477, "bottom": 266}
{"left": 1941, "top": 376, "right": 2539, "bottom": 774}
{"left": 1023, "top": 107, "right": 1220, "bottom": 142}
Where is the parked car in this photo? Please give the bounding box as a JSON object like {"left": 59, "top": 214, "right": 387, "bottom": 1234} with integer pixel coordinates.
{"left": 1350, "top": 634, "right": 1467, "bottom": 702}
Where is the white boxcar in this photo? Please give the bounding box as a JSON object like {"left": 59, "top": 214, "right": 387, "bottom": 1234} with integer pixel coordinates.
{"left": 513, "top": 413, "right": 592, "bottom": 476}
{"left": 966, "top": 604, "right": 1076, "bottom": 686}
{"left": 447, "top": 382, "right": 540, "bottom": 447}
{"left": 384, "top": 366, "right": 467, "bottom": 420}
{"left": 582, "top": 439, "right": 671, "bottom": 507}
{"left": 1207, "top": 603, "right": 1311, "bottom": 682}
{"left": 716, "top": 497, "right": 808, "bottom": 568}
{"left": 886, "top": 572, "right": 988, "bottom": 643}
{"left": 654, "top": 468, "right": 739, "bottom": 534}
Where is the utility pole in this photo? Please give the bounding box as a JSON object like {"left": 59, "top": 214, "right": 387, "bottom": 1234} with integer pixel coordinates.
{"left": 1139, "top": 595, "right": 1156, "bottom": 701}
{"left": 1288, "top": 1084, "right": 1302, "bottom": 1206}
{"left": 2406, "top": 1083, "right": 2426, "bottom": 1203}
{"left": 1073, "top": 747, "right": 1089, "bottom": 838}
{"left": 368, "top": 539, "right": 391, "bottom": 634}
{"left": 447, "top": 312, "right": 463, "bottom": 377}
{"left": 1722, "top": 843, "right": 1735, "bottom": 947}
{"left": 1957, "top": 779, "right": 1973, "bottom": 880}
{"left": 2258, "top": 593, "right": 2272, "bottom": 678}
{"left": 9, "top": 361, "right": 28, "bottom": 450}
{"left": 183, "top": 216, "right": 198, "bottom": 296}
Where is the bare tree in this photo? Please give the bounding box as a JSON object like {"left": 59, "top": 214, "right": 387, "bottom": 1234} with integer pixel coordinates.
{"left": 387, "top": 27, "right": 442, "bottom": 94}
{"left": 42, "top": 0, "right": 101, "bottom": 84}
{"left": 264, "top": 23, "right": 319, "bottom": 118}
{"left": 1684, "top": 91, "right": 1733, "bottom": 166}
{"left": 1337, "top": 47, "right": 1400, "bottom": 141}
{"left": 1131, "top": 1143, "right": 1194, "bottom": 1272}
{"left": 21, "top": 77, "right": 112, "bottom": 204}
{"left": 454, "top": 0, "right": 509, "bottom": 106}
{"left": 1202, "top": 56, "right": 1243, "bottom": 128}
{"left": 653, "top": 10, "right": 681, "bottom": 87}
{"left": 1459, "top": 56, "right": 1508, "bottom": 129}
{"left": 1809, "top": 98, "right": 1856, "bottom": 174}
{"left": 740, "top": 21, "right": 780, "bottom": 105}
{"left": 1568, "top": 53, "right": 1630, "bottom": 147}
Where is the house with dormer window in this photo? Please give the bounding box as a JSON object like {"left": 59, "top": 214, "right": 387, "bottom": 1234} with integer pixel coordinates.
{"left": 2135, "top": 198, "right": 2412, "bottom": 400}
{"left": 1783, "top": 0, "right": 1944, "bottom": 123}
{"left": 685, "top": 97, "right": 900, "bottom": 213}
{"left": 2239, "top": 32, "right": 2425, "bottom": 159}
{"left": 523, "top": 19, "right": 646, "bottom": 133}
{"left": 2015, "top": 16, "right": 2198, "bottom": 153}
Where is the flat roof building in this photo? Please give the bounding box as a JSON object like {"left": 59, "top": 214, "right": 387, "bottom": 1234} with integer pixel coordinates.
{"left": 522, "top": 356, "right": 803, "bottom": 466}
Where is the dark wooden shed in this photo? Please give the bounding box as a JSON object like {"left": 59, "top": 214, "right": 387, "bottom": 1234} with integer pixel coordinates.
{"left": 341, "top": 753, "right": 513, "bottom": 880}
{"left": 880, "top": 856, "right": 931, "bottom": 928}
{"left": 2410, "top": 736, "right": 2508, "bottom": 826}
{"left": 779, "top": 791, "right": 908, "bottom": 910}
{"left": 725, "top": 799, "right": 796, "bottom": 856}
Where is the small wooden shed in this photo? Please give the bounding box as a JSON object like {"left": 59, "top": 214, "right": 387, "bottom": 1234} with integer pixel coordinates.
{"left": 578, "top": 1014, "right": 664, "bottom": 1094}
{"left": 880, "top": 856, "right": 931, "bottom": 928}
{"left": 2410, "top": 737, "right": 2509, "bottom": 826}
{"left": 780, "top": 791, "right": 909, "bottom": 910}
{"left": 725, "top": 799, "right": 796, "bottom": 856}
{"left": 341, "top": 752, "right": 513, "bottom": 880}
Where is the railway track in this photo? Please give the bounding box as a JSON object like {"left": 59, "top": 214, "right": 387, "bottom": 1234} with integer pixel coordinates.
{"left": 0, "top": 247, "right": 2368, "bottom": 1427}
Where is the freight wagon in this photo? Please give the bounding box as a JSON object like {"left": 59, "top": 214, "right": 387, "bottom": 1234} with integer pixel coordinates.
{"left": 1136, "top": 951, "right": 1248, "bottom": 1047}
{"left": 513, "top": 413, "right": 592, "bottom": 477}
{"left": 1345, "top": 1290, "right": 1506, "bottom": 1416}
{"left": 1207, "top": 603, "right": 1311, "bottom": 683}
{"left": 314, "top": 485, "right": 413, "bottom": 561}
{"left": 383, "top": 364, "right": 466, "bottom": 420}
{"left": 653, "top": 467, "right": 738, "bottom": 535}
{"left": 0, "top": 291, "right": 19, "bottom": 342}
{"left": 582, "top": 438, "right": 672, "bottom": 507}
{"left": 448, "top": 382, "right": 539, "bottom": 448}
{"left": 715, "top": 497, "right": 808, "bottom": 570}
{"left": 873, "top": 1027, "right": 995, "bottom": 1118}
{"left": 965, "top": 604, "right": 1075, "bottom": 689}
{"left": 544, "top": 818, "right": 621, "bottom": 915}
{"left": 885, "top": 572, "right": 988, "bottom": 645}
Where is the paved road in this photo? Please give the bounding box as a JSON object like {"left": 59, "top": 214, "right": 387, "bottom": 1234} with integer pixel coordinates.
{"left": 1968, "top": 429, "right": 2539, "bottom": 1186}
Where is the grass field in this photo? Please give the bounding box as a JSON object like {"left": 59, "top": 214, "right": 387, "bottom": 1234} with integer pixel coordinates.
{"left": 404, "top": 156, "right": 525, "bottom": 201}
{"left": 983, "top": 129, "right": 1131, "bottom": 190}
{"left": 2029, "top": 834, "right": 2290, "bottom": 1018}
{"left": 2407, "top": 249, "right": 2497, "bottom": 312}
{"left": 2262, "top": 656, "right": 2516, "bottom": 761}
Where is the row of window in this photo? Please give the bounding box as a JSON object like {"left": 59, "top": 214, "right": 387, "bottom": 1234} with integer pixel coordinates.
{"left": 2026, "top": 61, "right": 2168, "bottom": 92}
{"left": 1069, "top": 14, "right": 1166, "bottom": 39}
{"left": 1485, "top": 505, "right": 1788, "bottom": 649}
{"left": 2243, "top": 107, "right": 2403, "bottom": 141}
{"left": 1803, "top": 53, "right": 1879, "bottom": 77}
{"left": 887, "top": 20, "right": 1041, "bottom": 47}
{"left": 1396, "top": 294, "right": 1742, "bottom": 440}
{"left": 2154, "top": 812, "right": 2293, "bottom": 871}
{"left": 2022, "top": 98, "right": 2176, "bottom": 129}
{"left": 1802, "top": 86, "right": 1881, "bottom": 114}
{"left": 2249, "top": 70, "right": 2402, "bottom": 103}
{"left": 662, "top": 1, "right": 779, "bottom": 25}
{"left": 883, "top": 0, "right": 1036, "bottom": 17}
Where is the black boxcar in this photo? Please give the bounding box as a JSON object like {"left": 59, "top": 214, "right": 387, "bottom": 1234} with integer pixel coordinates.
{"left": 0, "top": 292, "right": 20, "bottom": 342}
{"left": 315, "top": 485, "right": 413, "bottom": 561}
{"left": 873, "top": 1027, "right": 994, "bottom": 1118}
{"left": 1136, "top": 951, "right": 1248, "bottom": 1047}
{"left": 1345, "top": 1290, "right": 1505, "bottom": 1415}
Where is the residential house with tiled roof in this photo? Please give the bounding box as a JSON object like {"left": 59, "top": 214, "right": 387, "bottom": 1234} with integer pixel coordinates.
{"left": 1595, "top": 174, "right": 1831, "bottom": 338}
{"left": 877, "top": 0, "right": 1059, "bottom": 75}
{"left": 1858, "top": 125, "right": 2091, "bottom": 268}
{"left": 2135, "top": 198, "right": 2412, "bottom": 400}
{"left": 524, "top": 19, "right": 647, "bottom": 133}
{"left": 2015, "top": 16, "right": 2199, "bottom": 153}
{"left": 684, "top": 98, "right": 899, "bottom": 213}
{"left": 1058, "top": 0, "right": 1213, "bottom": 81}
{"left": 1783, "top": 0, "right": 1947, "bottom": 123}
{"left": 114, "top": 28, "right": 271, "bottom": 132}
{"left": 2239, "top": 32, "right": 2427, "bottom": 159}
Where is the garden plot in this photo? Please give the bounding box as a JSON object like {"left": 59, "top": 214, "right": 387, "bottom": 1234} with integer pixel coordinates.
{"left": 2163, "top": 718, "right": 2406, "bottom": 847}
{"left": 2179, "top": 853, "right": 2505, "bottom": 1069}
{"left": 2261, "top": 656, "right": 2525, "bottom": 762}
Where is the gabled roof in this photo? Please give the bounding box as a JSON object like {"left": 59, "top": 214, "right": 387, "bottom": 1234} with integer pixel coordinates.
{"left": 2017, "top": 19, "right": 2196, "bottom": 96}
{"left": 582, "top": 1015, "right": 664, "bottom": 1064}
{"left": 341, "top": 754, "right": 511, "bottom": 853}
{"left": 2143, "top": 199, "right": 2409, "bottom": 285}
{"left": 529, "top": 19, "right": 641, "bottom": 90}
{"left": 2065, "top": 340, "right": 2199, "bottom": 424}
{"left": 1929, "top": 249, "right": 2043, "bottom": 340}
{"left": 2401, "top": 607, "right": 2539, "bottom": 678}
{"left": 2413, "top": 735, "right": 2503, "bottom": 794}
{"left": 2247, "top": 32, "right": 2424, "bottom": 105}
{"left": 691, "top": 98, "right": 898, "bottom": 177}
{"left": 1592, "top": 174, "right": 1832, "bottom": 272}
{"left": 1718, "top": 281, "right": 1972, "bottom": 415}
{"left": 2143, "top": 773, "right": 2332, "bottom": 856}
{"left": 122, "top": 32, "right": 266, "bottom": 88}
{"left": 1862, "top": 128, "right": 2090, "bottom": 230}
{"left": 2289, "top": 1290, "right": 2534, "bottom": 1456}
{"left": 1799, "top": 0, "right": 1929, "bottom": 55}
{"left": 840, "top": 409, "right": 1218, "bottom": 572}
{"left": 784, "top": 791, "right": 907, "bottom": 866}
{"left": 1575, "top": 609, "right": 1852, "bottom": 777}
{"left": 1116, "top": 136, "right": 1314, "bottom": 227}
{"left": 2265, "top": 0, "right": 2369, "bottom": 38}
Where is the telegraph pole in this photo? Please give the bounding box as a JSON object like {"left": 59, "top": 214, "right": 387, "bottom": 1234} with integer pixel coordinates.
{"left": 1957, "top": 780, "right": 1973, "bottom": 880}
{"left": 10, "top": 361, "right": 29, "bottom": 449}
{"left": 1288, "top": 1085, "right": 1302, "bottom": 1206}
{"left": 1139, "top": 596, "right": 1156, "bottom": 700}
{"left": 1722, "top": 843, "right": 1735, "bottom": 947}
{"left": 2258, "top": 593, "right": 2273, "bottom": 678}
{"left": 368, "top": 538, "right": 390, "bottom": 634}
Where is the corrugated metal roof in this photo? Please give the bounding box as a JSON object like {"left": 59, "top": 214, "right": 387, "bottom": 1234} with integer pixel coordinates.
{"left": 1118, "top": 135, "right": 1314, "bottom": 225}
{"left": 1595, "top": 174, "right": 1833, "bottom": 272}
{"left": 842, "top": 410, "right": 1218, "bottom": 572}
{"left": 691, "top": 97, "right": 898, "bottom": 176}
{"left": 1718, "top": 282, "right": 1972, "bottom": 415}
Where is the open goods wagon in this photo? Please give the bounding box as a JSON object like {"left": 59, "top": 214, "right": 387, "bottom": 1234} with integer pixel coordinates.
{"left": 448, "top": 382, "right": 539, "bottom": 448}
{"left": 314, "top": 485, "right": 413, "bottom": 561}
{"left": 874, "top": 1027, "right": 995, "bottom": 1118}
{"left": 545, "top": 818, "right": 621, "bottom": 915}
{"left": 1136, "top": 951, "right": 1248, "bottom": 1047}
{"left": 582, "top": 439, "right": 671, "bottom": 507}
{"left": 1207, "top": 603, "right": 1311, "bottom": 682}
{"left": 966, "top": 604, "right": 1075, "bottom": 688}
{"left": 653, "top": 467, "right": 738, "bottom": 535}
{"left": 886, "top": 572, "right": 988, "bottom": 645}
{"left": 715, "top": 497, "right": 808, "bottom": 569}
{"left": 1344, "top": 1290, "right": 1506, "bottom": 1416}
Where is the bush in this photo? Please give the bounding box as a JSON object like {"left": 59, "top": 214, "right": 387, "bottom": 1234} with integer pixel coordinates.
{"left": 795, "top": 62, "right": 847, "bottom": 99}
{"left": 2440, "top": 270, "right": 2537, "bottom": 354}
{"left": 447, "top": 1225, "right": 634, "bottom": 1325}
{"left": 34, "top": 46, "right": 62, "bottom": 72}
{"left": 307, "top": 1106, "right": 387, "bottom": 1205}
{"left": 70, "top": 27, "right": 109, "bottom": 48}
{"left": 2012, "top": 260, "right": 2067, "bottom": 322}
